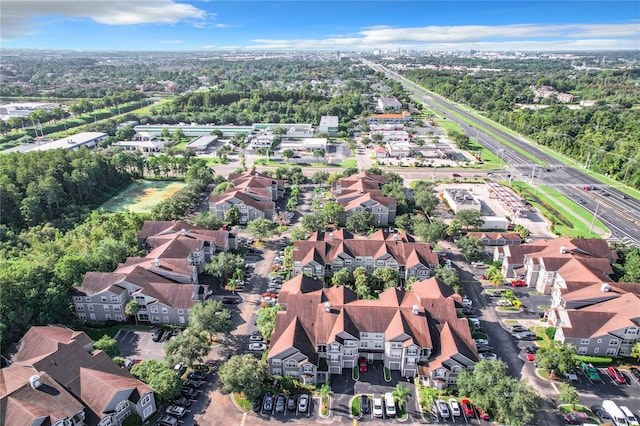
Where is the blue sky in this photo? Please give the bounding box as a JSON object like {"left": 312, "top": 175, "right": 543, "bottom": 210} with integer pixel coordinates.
{"left": 1, "top": 1, "right": 639, "bottom": 51}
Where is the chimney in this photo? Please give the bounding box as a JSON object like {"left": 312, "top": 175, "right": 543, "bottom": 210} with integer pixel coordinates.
{"left": 329, "top": 233, "right": 333, "bottom": 240}
{"left": 181, "top": 228, "right": 187, "bottom": 236}
{"left": 600, "top": 283, "right": 611, "bottom": 292}
{"left": 154, "top": 258, "right": 160, "bottom": 267}
{"left": 559, "top": 245, "right": 567, "bottom": 254}
{"left": 324, "top": 301, "right": 331, "bottom": 313}
{"left": 29, "top": 375, "right": 42, "bottom": 390}
{"left": 412, "top": 305, "right": 419, "bottom": 315}
{"left": 393, "top": 234, "right": 398, "bottom": 242}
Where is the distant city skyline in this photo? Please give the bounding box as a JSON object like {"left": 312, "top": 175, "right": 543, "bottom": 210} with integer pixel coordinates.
{"left": 1, "top": 1, "right": 639, "bottom": 51}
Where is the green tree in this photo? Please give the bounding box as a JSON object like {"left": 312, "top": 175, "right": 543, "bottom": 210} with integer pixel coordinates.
{"left": 322, "top": 201, "right": 344, "bottom": 225}
{"left": 414, "top": 219, "right": 447, "bottom": 243}
{"left": 485, "top": 265, "right": 504, "bottom": 287}
{"left": 455, "top": 209, "right": 484, "bottom": 231}
{"left": 412, "top": 182, "right": 440, "bottom": 214}
{"left": 394, "top": 214, "right": 415, "bottom": 233}
{"left": 246, "top": 218, "right": 278, "bottom": 241}
{"left": 219, "top": 354, "right": 269, "bottom": 402}
{"left": 93, "top": 335, "right": 119, "bottom": 358}
{"left": 205, "top": 252, "right": 244, "bottom": 284}
{"left": 131, "top": 359, "right": 181, "bottom": 402}
{"left": 164, "top": 330, "right": 211, "bottom": 367}
{"left": 290, "top": 227, "right": 308, "bottom": 241}
{"left": 189, "top": 300, "right": 232, "bottom": 340}
{"left": 213, "top": 181, "right": 234, "bottom": 194}
{"left": 301, "top": 212, "right": 326, "bottom": 232}
{"left": 622, "top": 247, "right": 640, "bottom": 282}
{"left": 456, "top": 236, "right": 484, "bottom": 261}
{"left": 224, "top": 206, "right": 241, "bottom": 225}
{"left": 311, "top": 171, "right": 329, "bottom": 184}
{"left": 256, "top": 304, "right": 284, "bottom": 340}
{"left": 457, "top": 360, "right": 540, "bottom": 426}
{"left": 282, "top": 149, "right": 294, "bottom": 163}
{"left": 190, "top": 212, "right": 224, "bottom": 230}
{"left": 631, "top": 341, "right": 640, "bottom": 361}
{"left": 434, "top": 266, "right": 462, "bottom": 293}
{"left": 514, "top": 224, "right": 530, "bottom": 239}
{"left": 313, "top": 149, "right": 325, "bottom": 161}
{"left": 392, "top": 384, "right": 412, "bottom": 409}
{"left": 373, "top": 266, "right": 400, "bottom": 289}
{"left": 536, "top": 343, "right": 577, "bottom": 377}
{"left": 558, "top": 383, "right": 580, "bottom": 410}
{"left": 125, "top": 300, "right": 140, "bottom": 325}
{"left": 345, "top": 210, "right": 374, "bottom": 233}
{"left": 331, "top": 267, "right": 352, "bottom": 287}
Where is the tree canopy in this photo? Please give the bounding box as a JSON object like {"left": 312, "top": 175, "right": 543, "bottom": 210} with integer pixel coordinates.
{"left": 130, "top": 359, "right": 182, "bottom": 402}
{"left": 219, "top": 354, "right": 269, "bottom": 401}
{"left": 246, "top": 218, "right": 278, "bottom": 241}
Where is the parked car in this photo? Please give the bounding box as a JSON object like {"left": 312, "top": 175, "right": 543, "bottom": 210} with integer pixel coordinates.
{"left": 385, "top": 392, "right": 396, "bottom": 417}
{"left": 476, "top": 406, "right": 490, "bottom": 420}
{"left": 526, "top": 354, "right": 536, "bottom": 362}
{"left": 461, "top": 307, "right": 474, "bottom": 315}
{"left": 448, "top": 398, "right": 461, "bottom": 417}
{"left": 222, "top": 297, "right": 241, "bottom": 304}
{"left": 590, "top": 405, "right": 613, "bottom": 424}
{"left": 182, "top": 379, "right": 202, "bottom": 389}
{"left": 620, "top": 406, "right": 639, "bottom": 426}
{"left": 497, "top": 299, "right": 513, "bottom": 307}
{"left": 359, "top": 356, "right": 368, "bottom": 373}
{"left": 181, "top": 386, "right": 198, "bottom": 399}
{"left": 478, "top": 352, "right": 498, "bottom": 361}
{"left": 476, "top": 345, "right": 494, "bottom": 353}
{"left": 249, "top": 342, "right": 267, "bottom": 351}
{"left": 511, "top": 279, "right": 527, "bottom": 287}
{"left": 509, "top": 324, "right": 529, "bottom": 333}
{"left": 436, "top": 399, "right": 450, "bottom": 418}
{"left": 525, "top": 346, "right": 539, "bottom": 354}
{"left": 165, "top": 405, "right": 186, "bottom": 418}
{"left": 607, "top": 366, "right": 626, "bottom": 384}
{"left": 630, "top": 367, "right": 640, "bottom": 382}
{"left": 297, "top": 394, "right": 309, "bottom": 413}
{"left": 461, "top": 399, "right": 474, "bottom": 417}
{"left": 471, "top": 261, "right": 486, "bottom": 268}
{"left": 275, "top": 394, "right": 285, "bottom": 413}
{"left": 171, "top": 396, "right": 191, "bottom": 407}
{"left": 580, "top": 362, "right": 602, "bottom": 382}
{"left": 360, "top": 395, "right": 370, "bottom": 414}
{"left": 152, "top": 328, "right": 164, "bottom": 342}
{"left": 515, "top": 331, "right": 537, "bottom": 340}
{"left": 287, "top": 396, "right": 296, "bottom": 411}
{"left": 186, "top": 370, "right": 207, "bottom": 381}
{"left": 263, "top": 394, "right": 274, "bottom": 412}
{"left": 474, "top": 338, "right": 489, "bottom": 346}
{"left": 156, "top": 415, "right": 179, "bottom": 426}
{"left": 373, "top": 395, "right": 383, "bottom": 418}
{"left": 250, "top": 335, "right": 265, "bottom": 342}
{"left": 452, "top": 173, "right": 461, "bottom": 177}
{"left": 462, "top": 297, "right": 473, "bottom": 307}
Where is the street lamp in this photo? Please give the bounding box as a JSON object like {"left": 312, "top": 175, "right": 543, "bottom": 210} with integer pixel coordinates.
{"left": 589, "top": 201, "right": 601, "bottom": 235}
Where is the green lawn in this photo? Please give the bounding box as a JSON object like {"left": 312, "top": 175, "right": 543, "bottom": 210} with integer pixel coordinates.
{"left": 100, "top": 180, "right": 186, "bottom": 213}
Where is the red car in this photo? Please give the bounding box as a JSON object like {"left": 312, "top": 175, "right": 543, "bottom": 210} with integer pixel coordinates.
{"left": 607, "top": 366, "right": 626, "bottom": 384}
{"left": 358, "top": 357, "right": 368, "bottom": 373}
{"left": 476, "top": 406, "right": 490, "bottom": 420}
{"left": 526, "top": 354, "right": 535, "bottom": 362}
{"left": 460, "top": 399, "right": 474, "bottom": 417}
{"left": 511, "top": 280, "right": 527, "bottom": 287}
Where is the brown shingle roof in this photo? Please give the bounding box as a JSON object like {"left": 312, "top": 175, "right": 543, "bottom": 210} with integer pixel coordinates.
{"left": 80, "top": 367, "right": 152, "bottom": 418}
{"left": 136, "top": 282, "right": 198, "bottom": 309}
{"left": 14, "top": 326, "right": 92, "bottom": 363}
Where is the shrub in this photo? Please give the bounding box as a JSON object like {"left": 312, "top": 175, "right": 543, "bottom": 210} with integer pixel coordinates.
{"left": 574, "top": 355, "right": 613, "bottom": 365}
{"left": 545, "top": 327, "right": 557, "bottom": 340}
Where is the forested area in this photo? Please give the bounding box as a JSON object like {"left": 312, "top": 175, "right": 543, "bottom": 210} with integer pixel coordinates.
{"left": 0, "top": 149, "right": 132, "bottom": 232}
{"left": 402, "top": 65, "right": 640, "bottom": 189}
{"left": 0, "top": 211, "right": 144, "bottom": 347}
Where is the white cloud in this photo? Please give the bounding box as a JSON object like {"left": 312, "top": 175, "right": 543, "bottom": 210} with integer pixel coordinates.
{"left": 1, "top": 0, "right": 207, "bottom": 40}
{"left": 159, "top": 40, "right": 183, "bottom": 44}
{"left": 248, "top": 22, "right": 640, "bottom": 51}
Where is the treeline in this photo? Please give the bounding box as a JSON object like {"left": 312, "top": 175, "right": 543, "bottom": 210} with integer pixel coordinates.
{"left": 404, "top": 68, "right": 640, "bottom": 189}
{"left": 0, "top": 211, "right": 144, "bottom": 348}
{"left": 148, "top": 89, "right": 366, "bottom": 129}
{"left": 0, "top": 149, "right": 132, "bottom": 231}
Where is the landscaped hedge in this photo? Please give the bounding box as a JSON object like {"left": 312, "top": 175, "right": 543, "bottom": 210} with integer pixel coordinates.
{"left": 574, "top": 355, "right": 613, "bottom": 365}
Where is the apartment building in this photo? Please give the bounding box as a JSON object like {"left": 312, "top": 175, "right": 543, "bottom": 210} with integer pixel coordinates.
{"left": 3, "top": 326, "right": 156, "bottom": 426}
{"left": 331, "top": 172, "right": 397, "bottom": 226}
{"left": 268, "top": 276, "right": 477, "bottom": 388}
{"left": 291, "top": 228, "right": 438, "bottom": 283}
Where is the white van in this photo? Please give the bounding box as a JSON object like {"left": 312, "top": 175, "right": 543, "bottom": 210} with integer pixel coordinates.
{"left": 620, "top": 406, "right": 639, "bottom": 426}
{"left": 384, "top": 392, "right": 396, "bottom": 417}
{"left": 602, "top": 400, "right": 629, "bottom": 426}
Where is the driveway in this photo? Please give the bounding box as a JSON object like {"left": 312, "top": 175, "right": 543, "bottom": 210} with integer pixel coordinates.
{"left": 115, "top": 329, "right": 165, "bottom": 361}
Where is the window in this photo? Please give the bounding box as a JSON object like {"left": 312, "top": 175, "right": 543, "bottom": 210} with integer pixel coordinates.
{"left": 609, "top": 339, "right": 620, "bottom": 346}
{"left": 141, "top": 394, "right": 151, "bottom": 406}
{"left": 344, "top": 340, "right": 357, "bottom": 347}
{"left": 606, "top": 348, "right": 617, "bottom": 356}
{"left": 286, "top": 360, "right": 297, "bottom": 368}
{"left": 271, "top": 359, "right": 281, "bottom": 366}
{"left": 105, "top": 314, "right": 112, "bottom": 320}
{"left": 163, "top": 315, "right": 169, "bottom": 323}
{"left": 578, "top": 347, "right": 588, "bottom": 354}
{"left": 407, "top": 347, "right": 418, "bottom": 355}
{"left": 142, "top": 406, "right": 153, "bottom": 419}
{"left": 116, "top": 400, "right": 128, "bottom": 413}
{"left": 390, "top": 350, "right": 402, "bottom": 358}
{"left": 406, "top": 358, "right": 416, "bottom": 365}
{"left": 78, "top": 313, "right": 87, "bottom": 319}
{"left": 74, "top": 296, "right": 82, "bottom": 302}
{"left": 329, "top": 344, "right": 340, "bottom": 353}
{"left": 594, "top": 348, "right": 599, "bottom": 354}
{"left": 178, "top": 309, "right": 184, "bottom": 314}
{"left": 115, "top": 315, "right": 124, "bottom": 321}
{"left": 101, "top": 296, "right": 107, "bottom": 302}
{"left": 329, "top": 355, "right": 339, "bottom": 362}
{"left": 103, "top": 305, "right": 110, "bottom": 312}
{"left": 150, "top": 306, "right": 158, "bottom": 313}
{"left": 87, "top": 305, "right": 94, "bottom": 312}
{"left": 597, "top": 338, "right": 602, "bottom": 343}
{"left": 77, "top": 304, "right": 84, "bottom": 311}
{"left": 580, "top": 338, "right": 590, "bottom": 345}
{"left": 113, "top": 306, "right": 121, "bottom": 312}
{"left": 85, "top": 297, "right": 91, "bottom": 302}
{"left": 303, "top": 364, "right": 314, "bottom": 373}
{"left": 345, "top": 259, "right": 352, "bottom": 265}
{"left": 376, "top": 260, "right": 384, "bottom": 266}
{"left": 161, "top": 307, "right": 168, "bottom": 314}
{"left": 373, "top": 342, "right": 383, "bottom": 349}
{"left": 365, "top": 258, "right": 372, "bottom": 263}
{"left": 151, "top": 316, "right": 160, "bottom": 323}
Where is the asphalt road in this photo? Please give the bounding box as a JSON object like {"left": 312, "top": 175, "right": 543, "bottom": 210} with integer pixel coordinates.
{"left": 367, "top": 60, "right": 640, "bottom": 248}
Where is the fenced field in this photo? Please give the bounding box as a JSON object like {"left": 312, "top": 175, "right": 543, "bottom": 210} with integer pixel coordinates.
{"left": 100, "top": 180, "right": 186, "bottom": 213}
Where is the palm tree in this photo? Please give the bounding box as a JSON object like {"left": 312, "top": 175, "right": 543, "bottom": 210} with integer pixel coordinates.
{"left": 392, "top": 384, "right": 412, "bottom": 409}
{"left": 485, "top": 265, "right": 503, "bottom": 288}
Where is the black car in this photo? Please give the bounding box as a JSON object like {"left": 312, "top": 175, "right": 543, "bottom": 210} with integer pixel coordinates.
{"left": 181, "top": 386, "right": 198, "bottom": 399}
{"left": 630, "top": 367, "right": 640, "bottom": 382}
{"left": 152, "top": 328, "right": 164, "bottom": 342}
{"left": 590, "top": 405, "right": 613, "bottom": 424}
{"left": 252, "top": 398, "right": 262, "bottom": 412}
{"left": 476, "top": 345, "right": 494, "bottom": 353}
{"left": 525, "top": 346, "right": 539, "bottom": 354}
{"left": 360, "top": 395, "right": 371, "bottom": 414}
{"left": 182, "top": 379, "right": 202, "bottom": 389}
{"left": 187, "top": 371, "right": 207, "bottom": 381}
{"left": 222, "top": 297, "right": 241, "bottom": 304}
{"left": 287, "top": 396, "right": 296, "bottom": 411}
{"left": 171, "top": 396, "right": 192, "bottom": 407}
{"left": 263, "top": 394, "right": 274, "bottom": 413}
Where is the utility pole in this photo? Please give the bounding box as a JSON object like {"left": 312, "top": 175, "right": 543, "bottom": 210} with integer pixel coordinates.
{"left": 530, "top": 164, "right": 537, "bottom": 185}
{"left": 589, "top": 201, "right": 600, "bottom": 234}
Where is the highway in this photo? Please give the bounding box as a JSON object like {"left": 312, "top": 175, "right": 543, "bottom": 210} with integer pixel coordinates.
{"left": 366, "top": 60, "right": 640, "bottom": 248}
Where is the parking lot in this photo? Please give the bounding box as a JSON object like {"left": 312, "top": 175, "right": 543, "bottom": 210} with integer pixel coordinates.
{"left": 115, "top": 329, "right": 166, "bottom": 361}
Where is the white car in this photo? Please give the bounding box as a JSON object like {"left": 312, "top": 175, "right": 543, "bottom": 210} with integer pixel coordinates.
{"left": 478, "top": 352, "right": 498, "bottom": 361}
{"left": 436, "top": 399, "right": 450, "bottom": 418}
{"left": 462, "top": 298, "right": 473, "bottom": 307}
{"left": 448, "top": 398, "right": 461, "bottom": 417}
{"left": 384, "top": 392, "right": 396, "bottom": 417}
{"left": 373, "top": 395, "right": 384, "bottom": 418}
{"left": 471, "top": 261, "right": 486, "bottom": 268}
{"left": 248, "top": 343, "right": 267, "bottom": 351}
{"left": 474, "top": 339, "right": 489, "bottom": 346}
{"left": 249, "top": 335, "right": 264, "bottom": 342}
